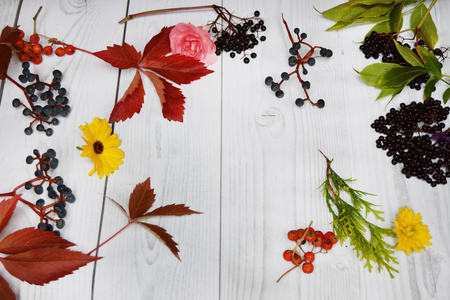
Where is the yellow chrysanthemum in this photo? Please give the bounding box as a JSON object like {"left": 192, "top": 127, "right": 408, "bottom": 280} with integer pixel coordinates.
{"left": 79, "top": 117, "right": 124, "bottom": 179}
{"left": 393, "top": 206, "right": 432, "bottom": 255}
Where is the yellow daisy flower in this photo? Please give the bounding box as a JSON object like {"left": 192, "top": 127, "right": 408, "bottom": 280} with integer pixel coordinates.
{"left": 393, "top": 206, "right": 432, "bottom": 255}
{"left": 79, "top": 117, "right": 124, "bottom": 179}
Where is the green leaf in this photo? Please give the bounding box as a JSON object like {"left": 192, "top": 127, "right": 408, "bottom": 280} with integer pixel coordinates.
{"left": 322, "top": 2, "right": 356, "bottom": 22}
{"left": 349, "top": 0, "right": 399, "bottom": 4}
{"left": 416, "top": 46, "right": 441, "bottom": 78}
{"left": 366, "top": 20, "right": 391, "bottom": 36}
{"left": 323, "top": 3, "right": 395, "bottom": 30}
{"left": 395, "top": 42, "right": 424, "bottom": 67}
{"left": 443, "top": 87, "right": 450, "bottom": 104}
{"left": 389, "top": 1, "right": 405, "bottom": 32}
{"left": 410, "top": 3, "right": 438, "bottom": 48}
{"left": 358, "top": 63, "right": 404, "bottom": 86}
{"left": 423, "top": 76, "right": 438, "bottom": 100}
{"left": 378, "top": 66, "right": 428, "bottom": 88}
{"left": 376, "top": 86, "right": 403, "bottom": 100}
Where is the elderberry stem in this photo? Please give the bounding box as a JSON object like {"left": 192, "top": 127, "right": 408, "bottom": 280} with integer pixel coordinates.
{"left": 88, "top": 221, "right": 133, "bottom": 256}
{"left": 118, "top": 5, "right": 216, "bottom": 24}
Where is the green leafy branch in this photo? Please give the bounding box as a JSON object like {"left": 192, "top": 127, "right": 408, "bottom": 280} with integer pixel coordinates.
{"left": 320, "top": 0, "right": 450, "bottom": 104}
{"left": 319, "top": 151, "right": 398, "bottom": 278}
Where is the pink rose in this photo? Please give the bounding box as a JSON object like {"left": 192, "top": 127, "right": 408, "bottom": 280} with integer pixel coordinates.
{"left": 169, "top": 22, "right": 217, "bottom": 66}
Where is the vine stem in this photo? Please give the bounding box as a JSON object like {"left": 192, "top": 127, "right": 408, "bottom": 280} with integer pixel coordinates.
{"left": 88, "top": 221, "right": 133, "bottom": 256}
{"left": 118, "top": 5, "right": 217, "bottom": 24}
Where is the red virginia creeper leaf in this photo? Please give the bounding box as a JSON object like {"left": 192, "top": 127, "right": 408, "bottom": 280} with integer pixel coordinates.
{"left": 0, "top": 274, "right": 15, "bottom": 300}
{"left": 140, "top": 204, "right": 202, "bottom": 219}
{"left": 105, "top": 196, "right": 128, "bottom": 218}
{"left": 0, "top": 44, "right": 12, "bottom": 81}
{"left": 138, "top": 222, "right": 180, "bottom": 261}
{"left": 142, "top": 71, "right": 185, "bottom": 122}
{"left": 0, "top": 227, "right": 75, "bottom": 255}
{"left": 0, "top": 195, "right": 20, "bottom": 234}
{"left": 140, "top": 26, "right": 174, "bottom": 63}
{"left": 109, "top": 69, "right": 145, "bottom": 123}
{"left": 160, "top": 77, "right": 186, "bottom": 122}
{"left": 93, "top": 43, "right": 141, "bottom": 69}
{"left": 128, "top": 178, "right": 156, "bottom": 220}
{"left": 142, "top": 70, "right": 166, "bottom": 104}
{"left": 0, "top": 247, "right": 100, "bottom": 285}
{"left": 141, "top": 54, "right": 213, "bottom": 85}
{"left": 0, "top": 25, "right": 21, "bottom": 44}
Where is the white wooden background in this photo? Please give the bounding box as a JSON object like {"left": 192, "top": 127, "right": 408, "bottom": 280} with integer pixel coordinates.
{"left": 0, "top": 0, "right": 449, "bottom": 299}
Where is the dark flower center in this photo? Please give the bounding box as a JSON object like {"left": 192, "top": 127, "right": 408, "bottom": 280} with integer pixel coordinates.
{"left": 93, "top": 141, "right": 104, "bottom": 154}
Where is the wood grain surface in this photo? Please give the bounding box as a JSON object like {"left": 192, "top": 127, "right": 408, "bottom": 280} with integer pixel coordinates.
{"left": 0, "top": 0, "right": 449, "bottom": 299}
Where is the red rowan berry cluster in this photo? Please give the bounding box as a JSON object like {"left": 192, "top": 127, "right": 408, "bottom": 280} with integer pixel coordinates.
{"left": 13, "top": 29, "right": 76, "bottom": 64}
{"left": 278, "top": 225, "right": 338, "bottom": 281}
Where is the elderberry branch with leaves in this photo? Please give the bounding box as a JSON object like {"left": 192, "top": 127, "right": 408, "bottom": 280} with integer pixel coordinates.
{"left": 321, "top": 0, "right": 450, "bottom": 104}
{"left": 319, "top": 151, "right": 398, "bottom": 278}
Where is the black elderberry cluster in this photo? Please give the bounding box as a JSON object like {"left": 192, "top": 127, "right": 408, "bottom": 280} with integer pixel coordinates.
{"left": 211, "top": 10, "right": 266, "bottom": 63}
{"left": 264, "top": 26, "right": 332, "bottom": 108}
{"left": 371, "top": 99, "right": 450, "bottom": 187}
{"left": 12, "top": 62, "right": 70, "bottom": 136}
{"left": 359, "top": 31, "right": 445, "bottom": 91}
{"left": 25, "top": 148, "right": 75, "bottom": 235}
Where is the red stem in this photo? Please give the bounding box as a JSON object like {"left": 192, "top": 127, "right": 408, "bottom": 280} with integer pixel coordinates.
{"left": 88, "top": 221, "right": 133, "bottom": 256}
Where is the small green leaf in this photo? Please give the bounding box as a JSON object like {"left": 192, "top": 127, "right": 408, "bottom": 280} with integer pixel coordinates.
{"left": 416, "top": 46, "right": 441, "bottom": 78}
{"left": 423, "top": 76, "right": 438, "bottom": 100}
{"left": 376, "top": 86, "right": 404, "bottom": 104}
{"left": 389, "top": 1, "right": 405, "bottom": 32}
{"left": 378, "top": 66, "right": 428, "bottom": 88}
{"left": 358, "top": 63, "right": 403, "bottom": 86}
{"left": 395, "top": 42, "right": 424, "bottom": 67}
{"left": 410, "top": 3, "right": 438, "bottom": 48}
{"left": 443, "top": 87, "right": 450, "bottom": 104}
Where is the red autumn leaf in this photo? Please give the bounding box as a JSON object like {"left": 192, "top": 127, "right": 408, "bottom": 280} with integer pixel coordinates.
{"left": 142, "top": 71, "right": 185, "bottom": 122}
{"left": 138, "top": 222, "right": 180, "bottom": 261}
{"left": 93, "top": 43, "right": 141, "bottom": 69}
{"left": 0, "top": 274, "right": 15, "bottom": 300}
{"left": 0, "top": 195, "right": 20, "bottom": 234}
{"left": 0, "top": 227, "right": 75, "bottom": 255}
{"left": 128, "top": 177, "right": 156, "bottom": 220}
{"left": 0, "top": 25, "right": 21, "bottom": 44}
{"left": 140, "top": 26, "right": 174, "bottom": 63}
{"left": 0, "top": 247, "right": 100, "bottom": 285}
{"left": 140, "top": 204, "right": 201, "bottom": 219}
{"left": 160, "top": 78, "right": 186, "bottom": 122}
{"left": 142, "top": 70, "right": 167, "bottom": 104}
{"left": 141, "top": 54, "right": 213, "bottom": 85}
{"left": 0, "top": 44, "right": 12, "bottom": 79}
{"left": 108, "top": 69, "right": 145, "bottom": 123}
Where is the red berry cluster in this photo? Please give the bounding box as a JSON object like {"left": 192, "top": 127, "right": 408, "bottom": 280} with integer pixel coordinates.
{"left": 278, "top": 225, "right": 338, "bottom": 281}
{"left": 13, "top": 30, "right": 76, "bottom": 64}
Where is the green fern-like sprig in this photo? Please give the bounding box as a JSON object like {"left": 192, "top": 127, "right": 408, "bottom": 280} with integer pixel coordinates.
{"left": 319, "top": 151, "right": 398, "bottom": 278}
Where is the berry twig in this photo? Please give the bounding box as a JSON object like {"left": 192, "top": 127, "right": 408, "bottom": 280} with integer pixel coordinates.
{"left": 264, "top": 15, "right": 332, "bottom": 108}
